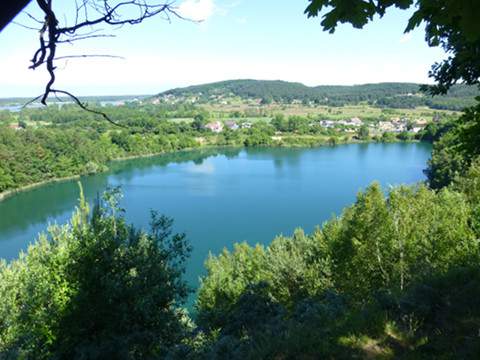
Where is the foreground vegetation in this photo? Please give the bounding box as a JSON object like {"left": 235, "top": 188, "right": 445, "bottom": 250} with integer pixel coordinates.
{"left": 0, "top": 188, "right": 192, "bottom": 358}
{"left": 191, "top": 159, "right": 480, "bottom": 358}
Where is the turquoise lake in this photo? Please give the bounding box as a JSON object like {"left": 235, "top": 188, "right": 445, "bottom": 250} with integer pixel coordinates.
{"left": 0, "top": 143, "right": 432, "bottom": 296}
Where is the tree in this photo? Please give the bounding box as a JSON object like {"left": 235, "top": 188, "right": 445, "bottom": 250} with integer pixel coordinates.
{"left": 382, "top": 131, "right": 396, "bottom": 142}
{"left": 397, "top": 130, "right": 411, "bottom": 141}
{"left": 271, "top": 113, "right": 287, "bottom": 132}
{"left": 192, "top": 114, "right": 207, "bottom": 131}
{"left": 357, "top": 124, "right": 369, "bottom": 139}
{"left": 260, "top": 96, "right": 273, "bottom": 105}
{"left": 0, "top": 186, "right": 191, "bottom": 358}
{"left": 305, "top": 0, "right": 480, "bottom": 94}
{"left": 426, "top": 103, "right": 480, "bottom": 188}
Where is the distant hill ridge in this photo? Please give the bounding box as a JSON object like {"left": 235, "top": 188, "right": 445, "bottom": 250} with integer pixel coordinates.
{"left": 157, "top": 79, "right": 478, "bottom": 110}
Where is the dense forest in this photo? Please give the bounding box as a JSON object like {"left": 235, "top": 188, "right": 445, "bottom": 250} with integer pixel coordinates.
{"left": 0, "top": 106, "right": 200, "bottom": 193}
{"left": 158, "top": 79, "right": 478, "bottom": 110}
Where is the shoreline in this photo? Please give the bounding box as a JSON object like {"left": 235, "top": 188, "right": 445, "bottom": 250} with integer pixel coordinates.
{"left": 0, "top": 175, "right": 81, "bottom": 202}
{"left": 0, "top": 139, "right": 422, "bottom": 203}
{"left": 0, "top": 146, "right": 209, "bottom": 202}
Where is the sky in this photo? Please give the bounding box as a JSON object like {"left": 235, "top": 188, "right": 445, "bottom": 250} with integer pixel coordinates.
{"left": 0, "top": 0, "right": 447, "bottom": 97}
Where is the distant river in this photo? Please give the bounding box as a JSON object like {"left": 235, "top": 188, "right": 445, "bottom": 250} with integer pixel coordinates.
{"left": 0, "top": 143, "right": 431, "bottom": 296}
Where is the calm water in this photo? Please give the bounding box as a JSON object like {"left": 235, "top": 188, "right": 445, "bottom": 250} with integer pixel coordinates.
{"left": 0, "top": 143, "right": 431, "bottom": 294}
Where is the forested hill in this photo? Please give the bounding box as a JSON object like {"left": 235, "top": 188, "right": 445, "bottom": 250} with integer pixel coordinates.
{"left": 156, "top": 79, "right": 479, "bottom": 110}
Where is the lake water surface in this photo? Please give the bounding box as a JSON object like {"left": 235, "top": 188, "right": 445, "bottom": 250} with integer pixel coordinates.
{"left": 0, "top": 143, "right": 432, "bottom": 293}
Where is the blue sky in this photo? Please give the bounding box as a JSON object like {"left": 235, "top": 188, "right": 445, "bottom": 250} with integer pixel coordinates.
{"left": 0, "top": 0, "right": 446, "bottom": 97}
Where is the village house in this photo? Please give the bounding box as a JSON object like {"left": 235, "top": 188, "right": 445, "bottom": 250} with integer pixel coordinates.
{"left": 338, "top": 117, "right": 363, "bottom": 127}
{"left": 415, "top": 118, "right": 428, "bottom": 126}
{"left": 204, "top": 121, "right": 224, "bottom": 133}
{"left": 349, "top": 117, "right": 363, "bottom": 126}
{"left": 320, "top": 120, "right": 335, "bottom": 128}
{"left": 378, "top": 121, "right": 407, "bottom": 133}
{"left": 241, "top": 122, "right": 252, "bottom": 129}
{"left": 225, "top": 120, "right": 239, "bottom": 130}
{"left": 378, "top": 121, "right": 395, "bottom": 132}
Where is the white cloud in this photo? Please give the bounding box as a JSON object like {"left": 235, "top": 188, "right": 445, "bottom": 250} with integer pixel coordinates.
{"left": 177, "top": 0, "right": 215, "bottom": 22}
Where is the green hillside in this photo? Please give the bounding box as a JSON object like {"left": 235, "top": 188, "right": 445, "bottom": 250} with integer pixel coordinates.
{"left": 157, "top": 79, "right": 479, "bottom": 110}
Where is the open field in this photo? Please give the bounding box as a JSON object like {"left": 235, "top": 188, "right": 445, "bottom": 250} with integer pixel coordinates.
{"left": 202, "top": 102, "right": 459, "bottom": 122}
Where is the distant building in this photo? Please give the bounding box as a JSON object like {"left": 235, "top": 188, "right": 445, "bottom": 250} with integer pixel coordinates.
{"left": 204, "top": 121, "right": 224, "bottom": 133}
{"left": 338, "top": 117, "right": 363, "bottom": 127}
{"left": 349, "top": 117, "right": 363, "bottom": 126}
{"left": 320, "top": 120, "right": 335, "bottom": 128}
{"left": 225, "top": 120, "right": 239, "bottom": 130}
{"left": 241, "top": 122, "right": 252, "bottom": 129}
{"left": 415, "top": 118, "right": 428, "bottom": 126}
{"left": 8, "top": 123, "right": 23, "bottom": 131}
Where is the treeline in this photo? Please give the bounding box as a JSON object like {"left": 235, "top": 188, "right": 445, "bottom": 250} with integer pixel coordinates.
{"left": 159, "top": 79, "right": 479, "bottom": 110}
{"left": 20, "top": 102, "right": 200, "bottom": 125}
{"left": 0, "top": 123, "right": 199, "bottom": 193}
{"left": 0, "top": 95, "right": 147, "bottom": 106}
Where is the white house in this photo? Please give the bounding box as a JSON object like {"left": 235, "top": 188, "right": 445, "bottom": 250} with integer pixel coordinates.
{"left": 225, "top": 120, "right": 239, "bottom": 130}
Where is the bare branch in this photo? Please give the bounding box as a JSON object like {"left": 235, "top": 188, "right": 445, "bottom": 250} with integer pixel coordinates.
{"left": 22, "top": 95, "right": 43, "bottom": 109}
{"left": 50, "top": 89, "right": 126, "bottom": 127}
{"left": 12, "top": 21, "right": 42, "bottom": 31}
{"left": 24, "top": 12, "right": 45, "bottom": 24}
{"left": 57, "top": 34, "right": 116, "bottom": 44}
{"left": 54, "top": 54, "right": 125, "bottom": 60}
{"left": 24, "top": 0, "right": 192, "bottom": 122}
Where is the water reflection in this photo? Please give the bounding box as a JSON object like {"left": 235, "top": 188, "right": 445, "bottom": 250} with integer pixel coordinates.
{"left": 0, "top": 175, "right": 109, "bottom": 235}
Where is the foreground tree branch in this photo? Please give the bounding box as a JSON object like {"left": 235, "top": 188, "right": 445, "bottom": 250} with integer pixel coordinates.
{"left": 25, "top": 0, "right": 185, "bottom": 124}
